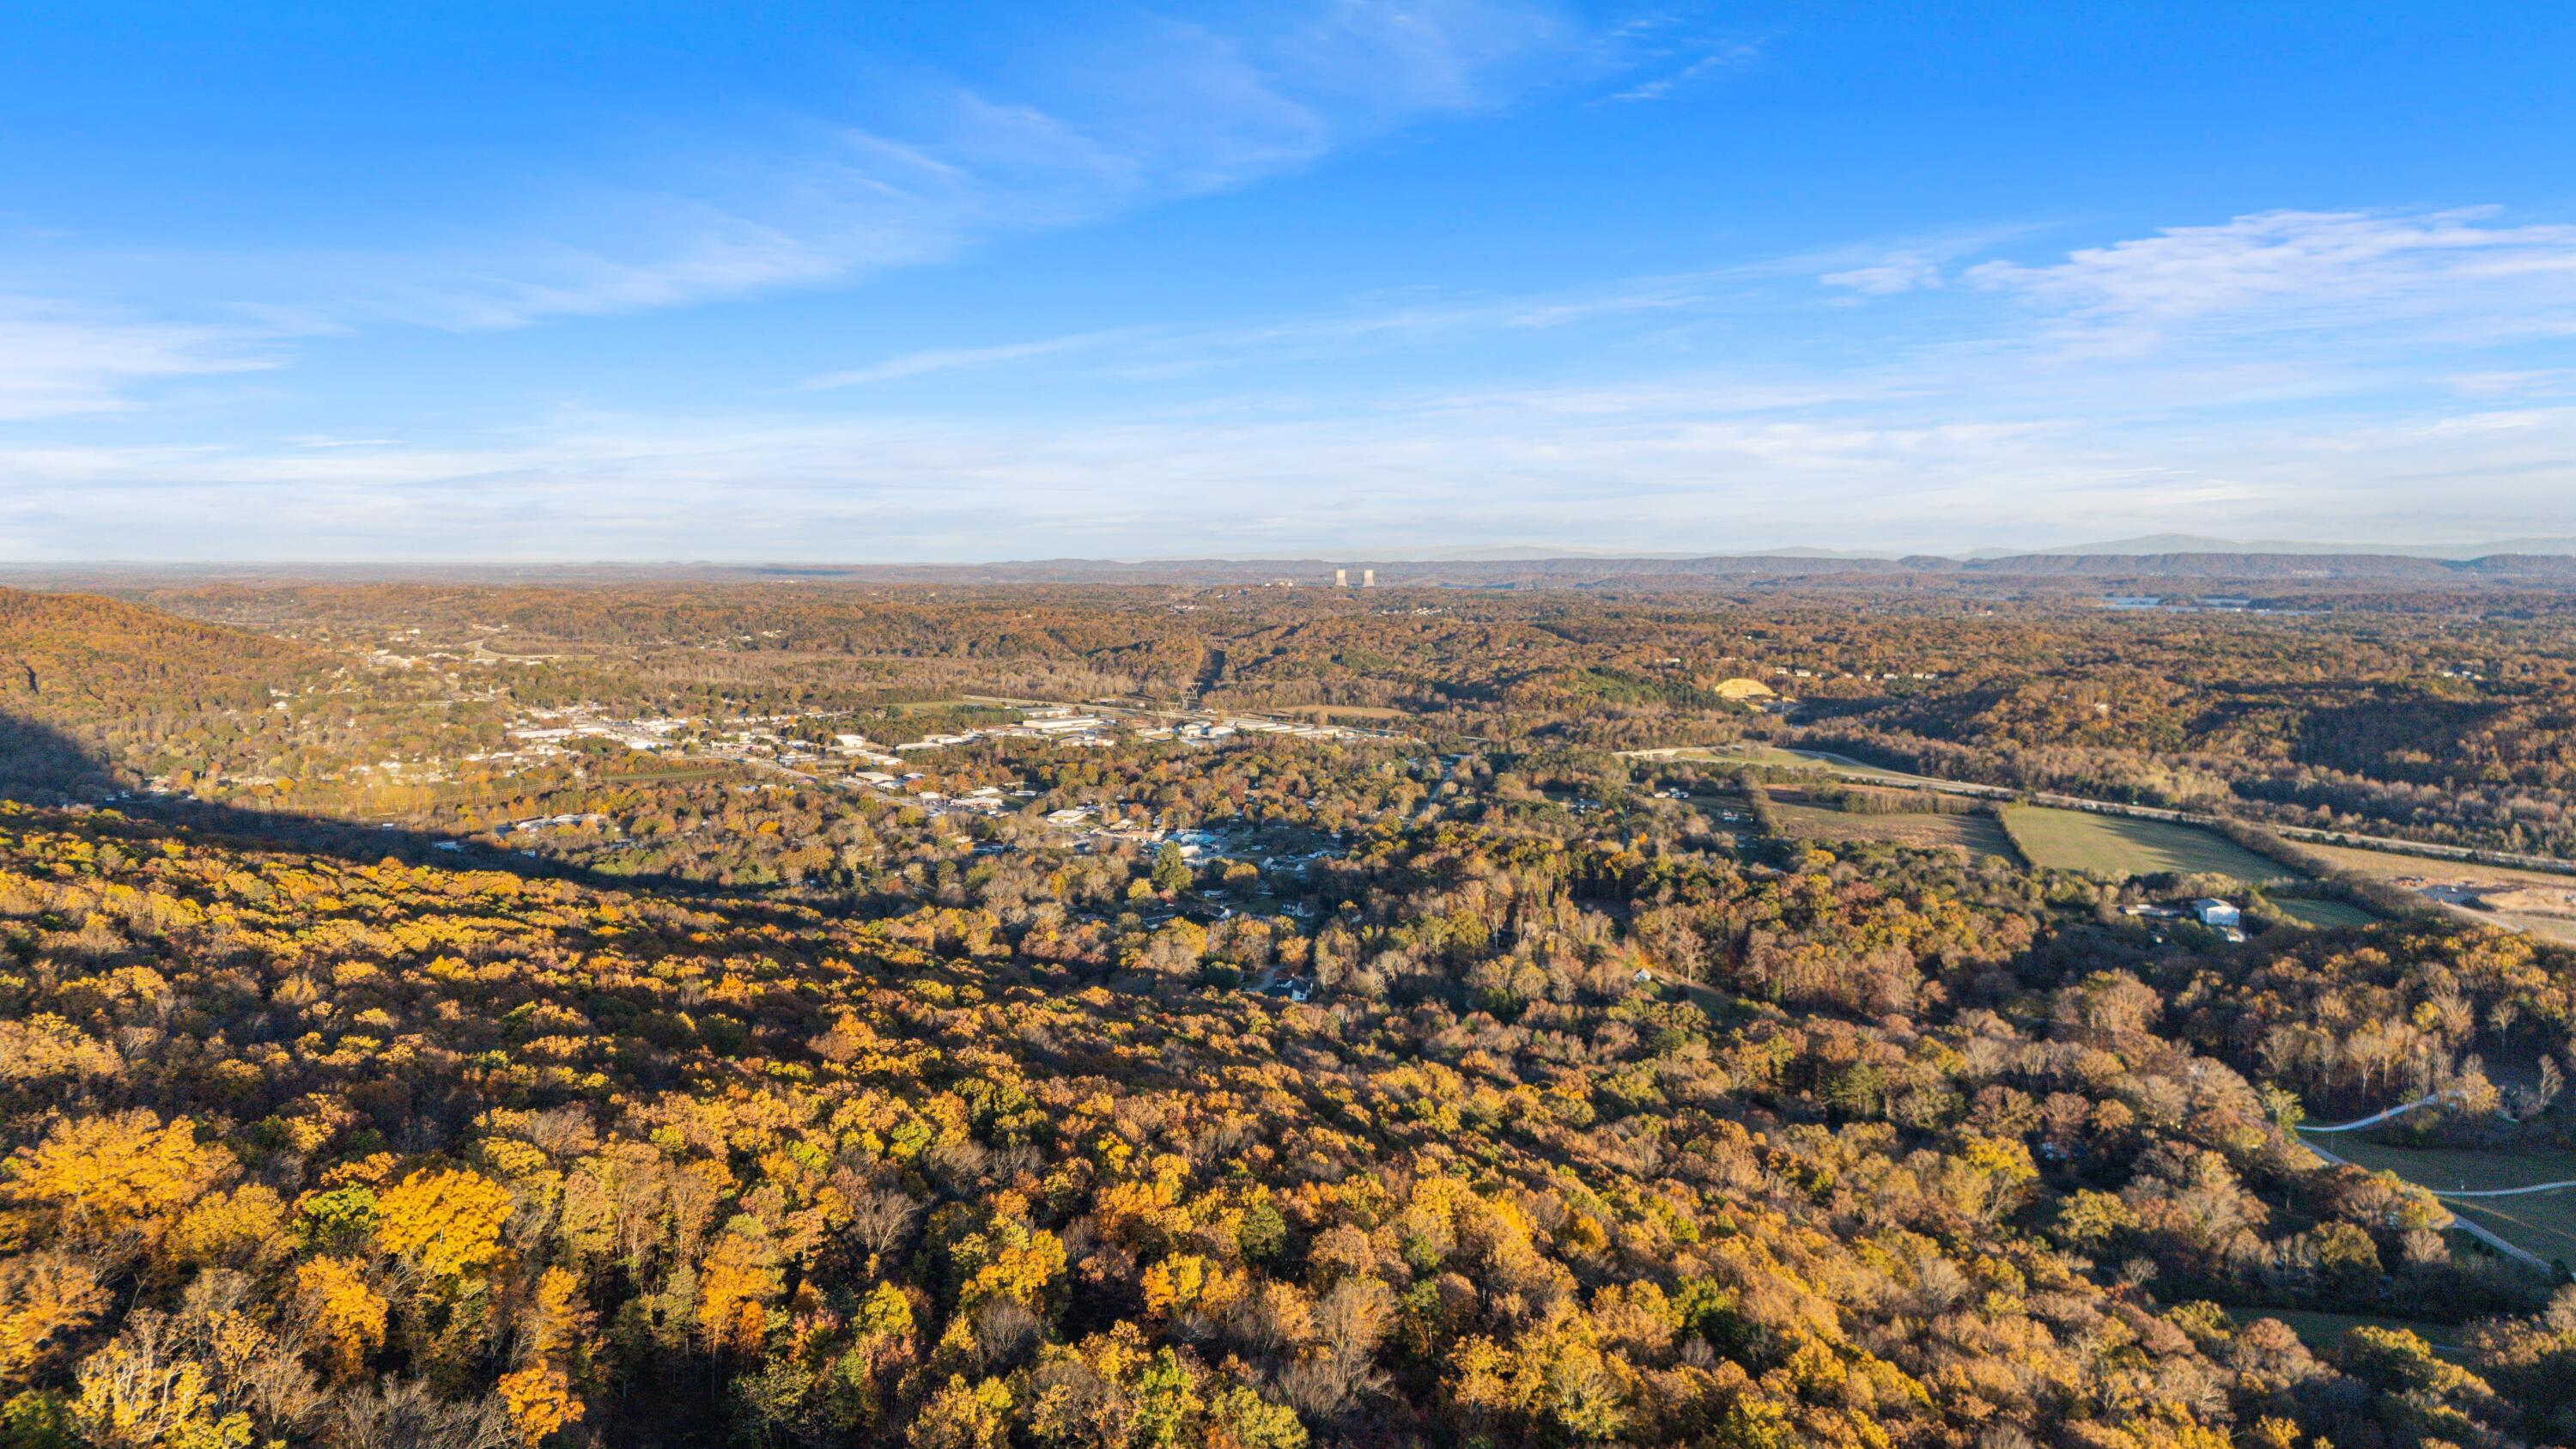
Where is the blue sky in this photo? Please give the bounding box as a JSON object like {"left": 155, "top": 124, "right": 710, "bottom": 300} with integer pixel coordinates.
{"left": 3, "top": 1, "right": 2573, "bottom": 560}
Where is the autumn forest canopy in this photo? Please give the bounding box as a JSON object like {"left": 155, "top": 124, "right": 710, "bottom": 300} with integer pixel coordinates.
{"left": 4, "top": 573, "right": 2576, "bottom": 1449}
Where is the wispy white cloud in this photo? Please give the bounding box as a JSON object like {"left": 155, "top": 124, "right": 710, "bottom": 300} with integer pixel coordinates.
{"left": 1964, "top": 208, "right": 2576, "bottom": 352}
{"left": 0, "top": 298, "right": 276, "bottom": 420}
{"left": 8, "top": 380, "right": 2573, "bottom": 560}
{"left": 805, "top": 328, "right": 1157, "bottom": 388}
{"left": 802, "top": 270, "right": 1734, "bottom": 389}
{"left": 1817, "top": 210, "right": 2576, "bottom": 358}
{"left": 2447, "top": 368, "right": 2576, "bottom": 398}
{"left": 813, "top": 208, "right": 2576, "bottom": 401}
{"left": 1603, "top": 42, "right": 1759, "bottom": 102}
{"left": 1820, "top": 254, "right": 1947, "bottom": 296}
{"left": 119, "top": 0, "right": 1601, "bottom": 337}
{"left": 0, "top": 0, "right": 1652, "bottom": 441}
{"left": 12, "top": 200, "right": 2576, "bottom": 557}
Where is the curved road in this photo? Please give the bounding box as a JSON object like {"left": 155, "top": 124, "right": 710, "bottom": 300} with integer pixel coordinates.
{"left": 2433, "top": 1179, "right": 2576, "bottom": 1199}
{"left": 2294, "top": 1093, "right": 2562, "bottom": 1270}
{"left": 2301, "top": 1092, "right": 2453, "bottom": 1133}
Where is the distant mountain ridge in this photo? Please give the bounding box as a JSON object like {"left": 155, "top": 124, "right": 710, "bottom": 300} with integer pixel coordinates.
{"left": 16, "top": 551, "right": 2576, "bottom": 590}
{"left": 1965, "top": 533, "right": 2576, "bottom": 560}
{"left": 1397, "top": 534, "right": 2576, "bottom": 563}
{"left": 12, "top": 542, "right": 2576, "bottom": 590}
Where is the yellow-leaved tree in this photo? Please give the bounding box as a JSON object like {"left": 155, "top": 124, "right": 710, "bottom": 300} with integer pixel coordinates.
{"left": 373, "top": 1168, "right": 513, "bottom": 1281}
{"left": 2, "top": 1111, "right": 232, "bottom": 1263}
{"left": 0, "top": 1250, "right": 111, "bottom": 1384}
{"left": 498, "top": 1362, "right": 583, "bottom": 1445}
{"left": 293, "top": 1256, "right": 387, "bottom": 1379}
{"left": 695, "top": 1227, "right": 783, "bottom": 1355}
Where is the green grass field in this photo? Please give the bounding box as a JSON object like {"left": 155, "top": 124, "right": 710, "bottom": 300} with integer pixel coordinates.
{"left": 1648, "top": 746, "right": 1829, "bottom": 771}
{"left": 2221, "top": 1307, "right": 2465, "bottom": 1357}
{"left": 2270, "top": 896, "right": 2378, "bottom": 928}
{"left": 2306, "top": 1135, "right": 2576, "bottom": 1264}
{"left": 2451, "top": 1196, "right": 2576, "bottom": 1267}
{"left": 1678, "top": 790, "right": 1755, "bottom": 814}
{"left": 2000, "top": 806, "right": 2299, "bottom": 883}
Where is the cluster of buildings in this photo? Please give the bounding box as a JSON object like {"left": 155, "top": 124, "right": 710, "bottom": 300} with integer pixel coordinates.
{"left": 878, "top": 709, "right": 1122, "bottom": 754}
{"left": 493, "top": 700, "right": 1389, "bottom": 788}
{"left": 872, "top": 782, "right": 1018, "bottom": 813}
{"left": 506, "top": 712, "right": 692, "bottom": 757}
{"left": 2122, "top": 896, "right": 2245, "bottom": 941}
{"left": 506, "top": 811, "right": 611, "bottom": 834}
{"left": 829, "top": 735, "right": 904, "bottom": 767}
{"left": 1130, "top": 716, "right": 1374, "bottom": 744}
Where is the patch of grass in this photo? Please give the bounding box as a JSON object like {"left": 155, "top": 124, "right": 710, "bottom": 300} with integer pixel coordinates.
{"left": 2001, "top": 806, "right": 2299, "bottom": 884}
{"left": 2308, "top": 1134, "right": 2576, "bottom": 1265}
{"left": 2451, "top": 1196, "right": 2576, "bottom": 1268}
{"left": 2269, "top": 897, "right": 2378, "bottom": 928}
{"left": 1649, "top": 746, "right": 1826, "bottom": 771}
{"left": 2221, "top": 1307, "right": 2465, "bottom": 1358}
{"left": 1776, "top": 750, "right": 1962, "bottom": 788}
{"left": 1644, "top": 745, "right": 1977, "bottom": 791}
{"left": 1678, "top": 789, "right": 1754, "bottom": 813}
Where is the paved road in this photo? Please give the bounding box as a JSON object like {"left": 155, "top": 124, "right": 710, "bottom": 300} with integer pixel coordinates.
{"left": 2295, "top": 1093, "right": 2569, "bottom": 1270}
{"left": 2435, "top": 1179, "right": 2576, "bottom": 1199}
{"left": 2302, "top": 1092, "right": 2453, "bottom": 1133}
{"left": 2295, "top": 1125, "right": 2554, "bottom": 1271}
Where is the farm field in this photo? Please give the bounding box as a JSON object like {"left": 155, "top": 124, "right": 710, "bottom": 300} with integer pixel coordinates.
{"left": 2001, "top": 805, "right": 2299, "bottom": 883}
{"left": 1768, "top": 787, "right": 2020, "bottom": 860}
{"left": 2307, "top": 1134, "right": 2576, "bottom": 1264}
{"left": 1775, "top": 748, "right": 1965, "bottom": 789}
{"left": 2451, "top": 1196, "right": 2576, "bottom": 1268}
{"left": 1641, "top": 745, "right": 1830, "bottom": 771}
{"left": 1637, "top": 746, "right": 1968, "bottom": 794}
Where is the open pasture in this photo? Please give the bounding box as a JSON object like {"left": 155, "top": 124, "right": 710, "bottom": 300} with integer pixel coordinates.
{"left": 2001, "top": 806, "right": 2297, "bottom": 884}
{"left": 1769, "top": 787, "right": 2019, "bottom": 861}
{"left": 1642, "top": 745, "right": 1830, "bottom": 772}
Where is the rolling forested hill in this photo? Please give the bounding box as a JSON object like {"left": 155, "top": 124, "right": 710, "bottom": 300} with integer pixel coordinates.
{"left": 3, "top": 581, "right": 2576, "bottom": 1447}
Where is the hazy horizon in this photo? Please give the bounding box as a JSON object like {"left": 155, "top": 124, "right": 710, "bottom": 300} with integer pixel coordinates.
{"left": 10, "top": 531, "right": 2576, "bottom": 572}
